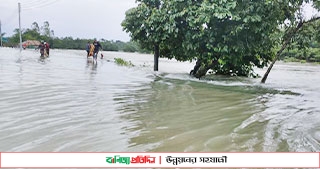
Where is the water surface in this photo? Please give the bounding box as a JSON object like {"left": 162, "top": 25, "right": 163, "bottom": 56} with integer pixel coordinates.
{"left": 0, "top": 48, "right": 319, "bottom": 153}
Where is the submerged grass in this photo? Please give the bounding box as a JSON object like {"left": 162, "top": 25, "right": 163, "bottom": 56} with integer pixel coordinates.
{"left": 114, "top": 58, "right": 134, "bottom": 67}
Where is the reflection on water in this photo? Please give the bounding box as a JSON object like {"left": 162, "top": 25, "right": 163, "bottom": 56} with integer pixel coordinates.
{"left": 0, "top": 48, "right": 319, "bottom": 154}
{"left": 86, "top": 60, "right": 98, "bottom": 76}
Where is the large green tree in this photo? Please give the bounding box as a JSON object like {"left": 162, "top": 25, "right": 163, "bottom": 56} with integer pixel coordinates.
{"left": 123, "top": 0, "right": 320, "bottom": 80}
{"left": 122, "top": 0, "right": 163, "bottom": 71}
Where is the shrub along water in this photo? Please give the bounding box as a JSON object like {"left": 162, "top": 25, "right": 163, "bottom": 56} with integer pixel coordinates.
{"left": 114, "top": 58, "right": 134, "bottom": 67}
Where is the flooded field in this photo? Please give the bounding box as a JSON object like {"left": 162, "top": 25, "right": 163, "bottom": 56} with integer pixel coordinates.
{"left": 0, "top": 47, "right": 319, "bottom": 153}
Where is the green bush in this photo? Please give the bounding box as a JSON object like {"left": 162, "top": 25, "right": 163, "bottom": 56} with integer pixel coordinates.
{"left": 114, "top": 58, "right": 134, "bottom": 67}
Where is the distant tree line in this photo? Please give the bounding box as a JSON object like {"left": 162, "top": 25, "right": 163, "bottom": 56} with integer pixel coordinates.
{"left": 2, "top": 21, "right": 150, "bottom": 53}
{"left": 280, "top": 42, "right": 320, "bottom": 63}
{"left": 279, "top": 20, "right": 320, "bottom": 63}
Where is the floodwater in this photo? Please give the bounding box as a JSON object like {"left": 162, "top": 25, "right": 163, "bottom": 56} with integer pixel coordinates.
{"left": 0, "top": 47, "right": 319, "bottom": 153}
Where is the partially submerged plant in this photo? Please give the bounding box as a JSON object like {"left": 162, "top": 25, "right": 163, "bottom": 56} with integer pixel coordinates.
{"left": 114, "top": 58, "right": 134, "bottom": 67}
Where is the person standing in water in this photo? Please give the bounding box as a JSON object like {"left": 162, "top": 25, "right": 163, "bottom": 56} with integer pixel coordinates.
{"left": 44, "top": 42, "right": 50, "bottom": 57}
{"left": 38, "top": 41, "right": 45, "bottom": 57}
{"left": 86, "top": 41, "right": 91, "bottom": 58}
{"left": 93, "top": 40, "right": 102, "bottom": 61}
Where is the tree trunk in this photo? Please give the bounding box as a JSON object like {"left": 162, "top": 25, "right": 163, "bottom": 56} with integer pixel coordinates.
{"left": 261, "top": 22, "right": 303, "bottom": 83}
{"left": 190, "top": 59, "right": 219, "bottom": 79}
{"left": 154, "top": 44, "right": 159, "bottom": 71}
{"left": 261, "top": 17, "right": 320, "bottom": 83}
{"left": 190, "top": 59, "right": 202, "bottom": 75}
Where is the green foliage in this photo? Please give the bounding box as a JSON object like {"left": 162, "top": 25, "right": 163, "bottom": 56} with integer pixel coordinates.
{"left": 280, "top": 17, "right": 320, "bottom": 63}
{"left": 4, "top": 21, "right": 148, "bottom": 53}
{"left": 48, "top": 37, "right": 145, "bottom": 52}
{"left": 7, "top": 21, "right": 53, "bottom": 45}
{"left": 123, "top": 0, "right": 320, "bottom": 77}
{"left": 281, "top": 46, "right": 320, "bottom": 62}
{"left": 102, "top": 40, "right": 119, "bottom": 51}
{"left": 283, "top": 56, "right": 301, "bottom": 62}
{"left": 114, "top": 58, "right": 134, "bottom": 67}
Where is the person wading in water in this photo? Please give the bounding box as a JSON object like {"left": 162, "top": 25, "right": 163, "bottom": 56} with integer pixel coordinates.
{"left": 86, "top": 41, "right": 91, "bottom": 58}
{"left": 38, "top": 41, "right": 45, "bottom": 57}
{"left": 93, "top": 40, "right": 102, "bottom": 62}
{"left": 88, "top": 42, "right": 95, "bottom": 58}
{"left": 44, "top": 42, "right": 50, "bottom": 57}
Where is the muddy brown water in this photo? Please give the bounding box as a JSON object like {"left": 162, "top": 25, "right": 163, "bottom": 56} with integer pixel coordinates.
{"left": 0, "top": 48, "right": 319, "bottom": 153}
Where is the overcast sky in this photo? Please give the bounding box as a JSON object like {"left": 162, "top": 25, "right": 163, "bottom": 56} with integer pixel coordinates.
{"left": 0, "top": 0, "right": 137, "bottom": 42}
{"left": 0, "top": 0, "right": 319, "bottom": 42}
